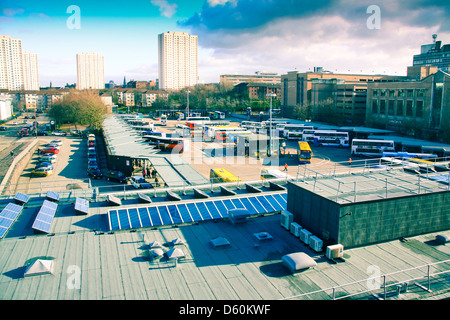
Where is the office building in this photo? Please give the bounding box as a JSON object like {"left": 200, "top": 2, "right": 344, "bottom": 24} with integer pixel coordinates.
{"left": 22, "top": 51, "right": 39, "bottom": 91}
{"left": 413, "top": 35, "right": 450, "bottom": 73}
{"left": 366, "top": 70, "right": 450, "bottom": 141}
{"left": 0, "top": 35, "right": 24, "bottom": 91}
{"left": 76, "top": 52, "right": 105, "bottom": 90}
{"left": 220, "top": 72, "right": 281, "bottom": 87}
{"left": 158, "top": 31, "right": 198, "bottom": 90}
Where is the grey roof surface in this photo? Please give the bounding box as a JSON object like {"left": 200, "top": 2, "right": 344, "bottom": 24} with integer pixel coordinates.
{"left": 0, "top": 189, "right": 449, "bottom": 300}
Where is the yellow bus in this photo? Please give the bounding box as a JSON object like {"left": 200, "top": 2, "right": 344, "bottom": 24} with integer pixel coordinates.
{"left": 210, "top": 168, "right": 241, "bottom": 183}
{"left": 298, "top": 141, "right": 312, "bottom": 164}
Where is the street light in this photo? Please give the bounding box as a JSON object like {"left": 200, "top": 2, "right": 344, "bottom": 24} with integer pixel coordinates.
{"left": 186, "top": 90, "right": 191, "bottom": 118}
{"left": 266, "top": 92, "right": 277, "bottom": 157}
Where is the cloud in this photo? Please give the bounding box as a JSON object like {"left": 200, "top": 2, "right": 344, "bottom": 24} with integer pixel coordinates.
{"left": 150, "top": 0, "right": 178, "bottom": 18}
{"left": 2, "top": 7, "right": 25, "bottom": 17}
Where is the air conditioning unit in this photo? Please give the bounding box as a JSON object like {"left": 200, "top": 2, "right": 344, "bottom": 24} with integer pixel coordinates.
{"left": 309, "top": 235, "right": 323, "bottom": 253}
{"left": 326, "top": 244, "right": 344, "bottom": 260}
{"left": 280, "top": 210, "right": 293, "bottom": 230}
{"left": 290, "top": 222, "right": 302, "bottom": 237}
{"left": 299, "top": 229, "right": 312, "bottom": 245}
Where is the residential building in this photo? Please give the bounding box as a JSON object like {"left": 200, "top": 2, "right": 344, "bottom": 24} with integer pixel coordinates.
{"left": 413, "top": 36, "right": 450, "bottom": 73}
{"left": 220, "top": 72, "right": 281, "bottom": 87}
{"left": 158, "top": 31, "right": 198, "bottom": 90}
{"left": 116, "top": 90, "right": 135, "bottom": 107}
{"left": 76, "top": 52, "right": 105, "bottom": 90}
{"left": 22, "top": 51, "right": 39, "bottom": 91}
{"left": 366, "top": 70, "right": 450, "bottom": 141}
{"left": 0, "top": 95, "right": 13, "bottom": 120}
{"left": 127, "top": 80, "right": 156, "bottom": 89}
{"left": 141, "top": 90, "right": 168, "bottom": 107}
{"left": 0, "top": 35, "right": 24, "bottom": 91}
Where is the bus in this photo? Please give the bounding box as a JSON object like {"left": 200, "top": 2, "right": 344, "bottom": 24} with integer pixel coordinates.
{"left": 313, "top": 130, "right": 349, "bottom": 147}
{"left": 176, "top": 112, "right": 184, "bottom": 120}
{"left": 157, "top": 137, "right": 185, "bottom": 153}
{"left": 225, "top": 131, "right": 253, "bottom": 144}
{"left": 160, "top": 114, "right": 167, "bottom": 126}
{"left": 260, "top": 168, "right": 292, "bottom": 180}
{"left": 240, "top": 121, "right": 264, "bottom": 130}
{"left": 287, "top": 132, "right": 304, "bottom": 140}
{"left": 298, "top": 141, "right": 312, "bottom": 164}
{"left": 203, "top": 126, "right": 242, "bottom": 142}
{"left": 215, "top": 111, "right": 225, "bottom": 119}
{"left": 210, "top": 168, "right": 241, "bottom": 183}
{"left": 351, "top": 139, "right": 395, "bottom": 157}
{"left": 283, "top": 124, "right": 314, "bottom": 138}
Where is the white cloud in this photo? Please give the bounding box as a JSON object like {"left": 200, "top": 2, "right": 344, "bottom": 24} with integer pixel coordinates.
{"left": 150, "top": 0, "right": 178, "bottom": 18}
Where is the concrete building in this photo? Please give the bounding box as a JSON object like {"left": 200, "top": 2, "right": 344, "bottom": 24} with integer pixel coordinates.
{"left": 22, "top": 51, "right": 39, "bottom": 91}
{"left": 413, "top": 36, "right": 450, "bottom": 73}
{"left": 0, "top": 95, "right": 13, "bottom": 120}
{"left": 366, "top": 70, "right": 450, "bottom": 142}
{"left": 158, "top": 31, "right": 198, "bottom": 90}
{"left": 220, "top": 72, "right": 281, "bottom": 87}
{"left": 280, "top": 69, "right": 406, "bottom": 121}
{"left": 76, "top": 52, "right": 105, "bottom": 90}
{"left": 233, "top": 83, "right": 281, "bottom": 100}
{"left": 141, "top": 90, "right": 168, "bottom": 107}
{"left": 0, "top": 35, "right": 24, "bottom": 91}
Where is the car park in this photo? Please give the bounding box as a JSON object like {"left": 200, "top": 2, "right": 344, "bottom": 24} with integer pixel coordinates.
{"left": 87, "top": 166, "right": 102, "bottom": 179}
{"left": 130, "top": 175, "right": 153, "bottom": 189}
{"left": 31, "top": 167, "right": 53, "bottom": 177}
{"left": 105, "top": 170, "right": 127, "bottom": 183}
{"left": 52, "top": 129, "right": 67, "bottom": 136}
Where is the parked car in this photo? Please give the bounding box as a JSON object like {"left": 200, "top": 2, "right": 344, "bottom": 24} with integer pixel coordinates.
{"left": 49, "top": 139, "right": 63, "bottom": 146}
{"left": 130, "top": 175, "right": 153, "bottom": 189}
{"left": 36, "top": 130, "right": 48, "bottom": 136}
{"left": 12, "top": 121, "right": 18, "bottom": 125}
{"left": 39, "top": 154, "right": 57, "bottom": 163}
{"left": 87, "top": 166, "right": 102, "bottom": 179}
{"left": 105, "top": 170, "right": 127, "bottom": 183}
{"left": 39, "top": 147, "right": 59, "bottom": 154}
{"left": 0, "top": 125, "right": 7, "bottom": 131}
{"left": 52, "top": 129, "right": 67, "bottom": 136}
{"left": 31, "top": 167, "right": 53, "bottom": 177}
{"left": 44, "top": 144, "right": 60, "bottom": 150}
{"left": 35, "top": 162, "right": 53, "bottom": 170}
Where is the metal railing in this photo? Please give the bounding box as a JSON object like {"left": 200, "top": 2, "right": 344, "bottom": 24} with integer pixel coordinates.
{"left": 281, "top": 259, "right": 450, "bottom": 300}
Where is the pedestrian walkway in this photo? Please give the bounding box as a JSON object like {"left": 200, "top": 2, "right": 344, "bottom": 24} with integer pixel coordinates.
{"left": 0, "top": 141, "right": 28, "bottom": 184}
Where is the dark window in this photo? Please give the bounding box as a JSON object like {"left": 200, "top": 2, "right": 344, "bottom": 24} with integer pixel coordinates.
{"left": 416, "top": 100, "right": 423, "bottom": 117}
{"left": 406, "top": 100, "right": 413, "bottom": 116}
{"left": 397, "top": 100, "right": 404, "bottom": 116}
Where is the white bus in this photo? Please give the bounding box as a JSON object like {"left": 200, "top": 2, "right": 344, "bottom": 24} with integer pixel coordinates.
{"left": 351, "top": 139, "right": 395, "bottom": 157}
{"left": 286, "top": 132, "right": 304, "bottom": 140}
{"left": 283, "top": 124, "right": 314, "bottom": 139}
{"left": 160, "top": 114, "right": 167, "bottom": 126}
{"left": 313, "top": 130, "right": 350, "bottom": 147}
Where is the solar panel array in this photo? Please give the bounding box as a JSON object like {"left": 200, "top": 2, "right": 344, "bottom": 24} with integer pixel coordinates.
{"left": 74, "top": 197, "right": 89, "bottom": 215}
{"left": 108, "top": 192, "right": 287, "bottom": 231}
{"left": 0, "top": 203, "right": 23, "bottom": 238}
{"left": 46, "top": 191, "right": 60, "bottom": 202}
{"left": 32, "top": 200, "right": 58, "bottom": 233}
{"left": 14, "top": 192, "right": 30, "bottom": 205}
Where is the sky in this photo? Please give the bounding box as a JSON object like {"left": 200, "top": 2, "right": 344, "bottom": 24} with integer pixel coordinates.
{"left": 0, "top": 0, "right": 449, "bottom": 88}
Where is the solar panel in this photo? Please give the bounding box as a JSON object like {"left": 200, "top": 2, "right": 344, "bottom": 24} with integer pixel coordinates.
{"left": 46, "top": 191, "right": 60, "bottom": 202}
{"left": 107, "top": 192, "right": 287, "bottom": 231}
{"left": 14, "top": 192, "right": 30, "bottom": 205}
{"left": 74, "top": 197, "right": 89, "bottom": 215}
{"left": 108, "top": 195, "right": 122, "bottom": 206}
{"left": 32, "top": 200, "right": 58, "bottom": 234}
{"left": 138, "top": 193, "right": 152, "bottom": 203}
{"left": 0, "top": 203, "right": 24, "bottom": 238}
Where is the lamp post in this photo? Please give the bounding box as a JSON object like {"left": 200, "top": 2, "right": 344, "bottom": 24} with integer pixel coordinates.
{"left": 186, "top": 90, "right": 191, "bottom": 118}
{"left": 266, "top": 92, "right": 276, "bottom": 157}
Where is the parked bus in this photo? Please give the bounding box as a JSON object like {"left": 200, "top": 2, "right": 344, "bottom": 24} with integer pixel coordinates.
{"left": 210, "top": 168, "right": 241, "bottom": 183}
{"left": 298, "top": 141, "right": 313, "bottom": 164}
{"left": 160, "top": 114, "right": 167, "bottom": 126}
{"left": 240, "top": 121, "right": 264, "bottom": 130}
{"left": 313, "top": 130, "right": 349, "bottom": 147}
{"left": 283, "top": 124, "right": 314, "bottom": 138}
{"left": 203, "top": 126, "right": 242, "bottom": 142}
{"left": 176, "top": 112, "right": 184, "bottom": 120}
{"left": 157, "top": 137, "right": 185, "bottom": 153}
{"left": 351, "top": 139, "right": 395, "bottom": 157}
{"left": 215, "top": 111, "right": 225, "bottom": 119}
{"left": 287, "top": 132, "right": 304, "bottom": 140}
{"left": 260, "top": 168, "right": 292, "bottom": 180}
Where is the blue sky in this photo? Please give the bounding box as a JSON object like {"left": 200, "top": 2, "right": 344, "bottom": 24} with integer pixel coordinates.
{"left": 1, "top": 0, "right": 449, "bottom": 87}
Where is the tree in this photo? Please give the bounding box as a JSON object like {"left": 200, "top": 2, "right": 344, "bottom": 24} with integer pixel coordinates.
{"left": 49, "top": 90, "right": 107, "bottom": 130}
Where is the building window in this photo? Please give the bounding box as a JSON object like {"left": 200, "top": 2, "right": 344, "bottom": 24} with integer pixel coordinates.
{"left": 398, "top": 89, "right": 405, "bottom": 97}
{"left": 372, "top": 100, "right": 378, "bottom": 114}
{"left": 388, "top": 100, "right": 395, "bottom": 115}
{"left": 406, "top": 100, "right": 413, "bottom": 116}
{"left": 380, "top": 89, "right": 386, "bottom": 97}
{"left": 416, "top": 100, "right": 423, "bottom": 117}
{"left": 417, "top": 89, "right": 426, "bottom": 98}
{"left": 407, "top": 89, "right": 414, "bottom": 98}
{"left": 373, "top": 89, "right": 379, "bottom": 97}
{"left": 388, "top": 90, "right": 395, "bottom": 97}
{"left": 397, "top": 100, "right": 404, "bottom": 116}
{"left": 380, "top": 100, "right": 386, "bottom": 114}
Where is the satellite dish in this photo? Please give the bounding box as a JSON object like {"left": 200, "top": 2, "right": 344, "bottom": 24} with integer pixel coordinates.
{"left": 432, "top": 34, "right": 438, "bottom": 43}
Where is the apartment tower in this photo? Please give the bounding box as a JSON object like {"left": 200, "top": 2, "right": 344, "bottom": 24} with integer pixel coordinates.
{"left": 22, "top": 51, "right": 40, "bottom": 91}
{"left": 0, "top": 35, "right": 25, "bottom": 91}
{"left": 158, "top": 31, "right": 198, "bottom": 90}
{"left": 76, "top": 52, "right": 105, "bottom": 90}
